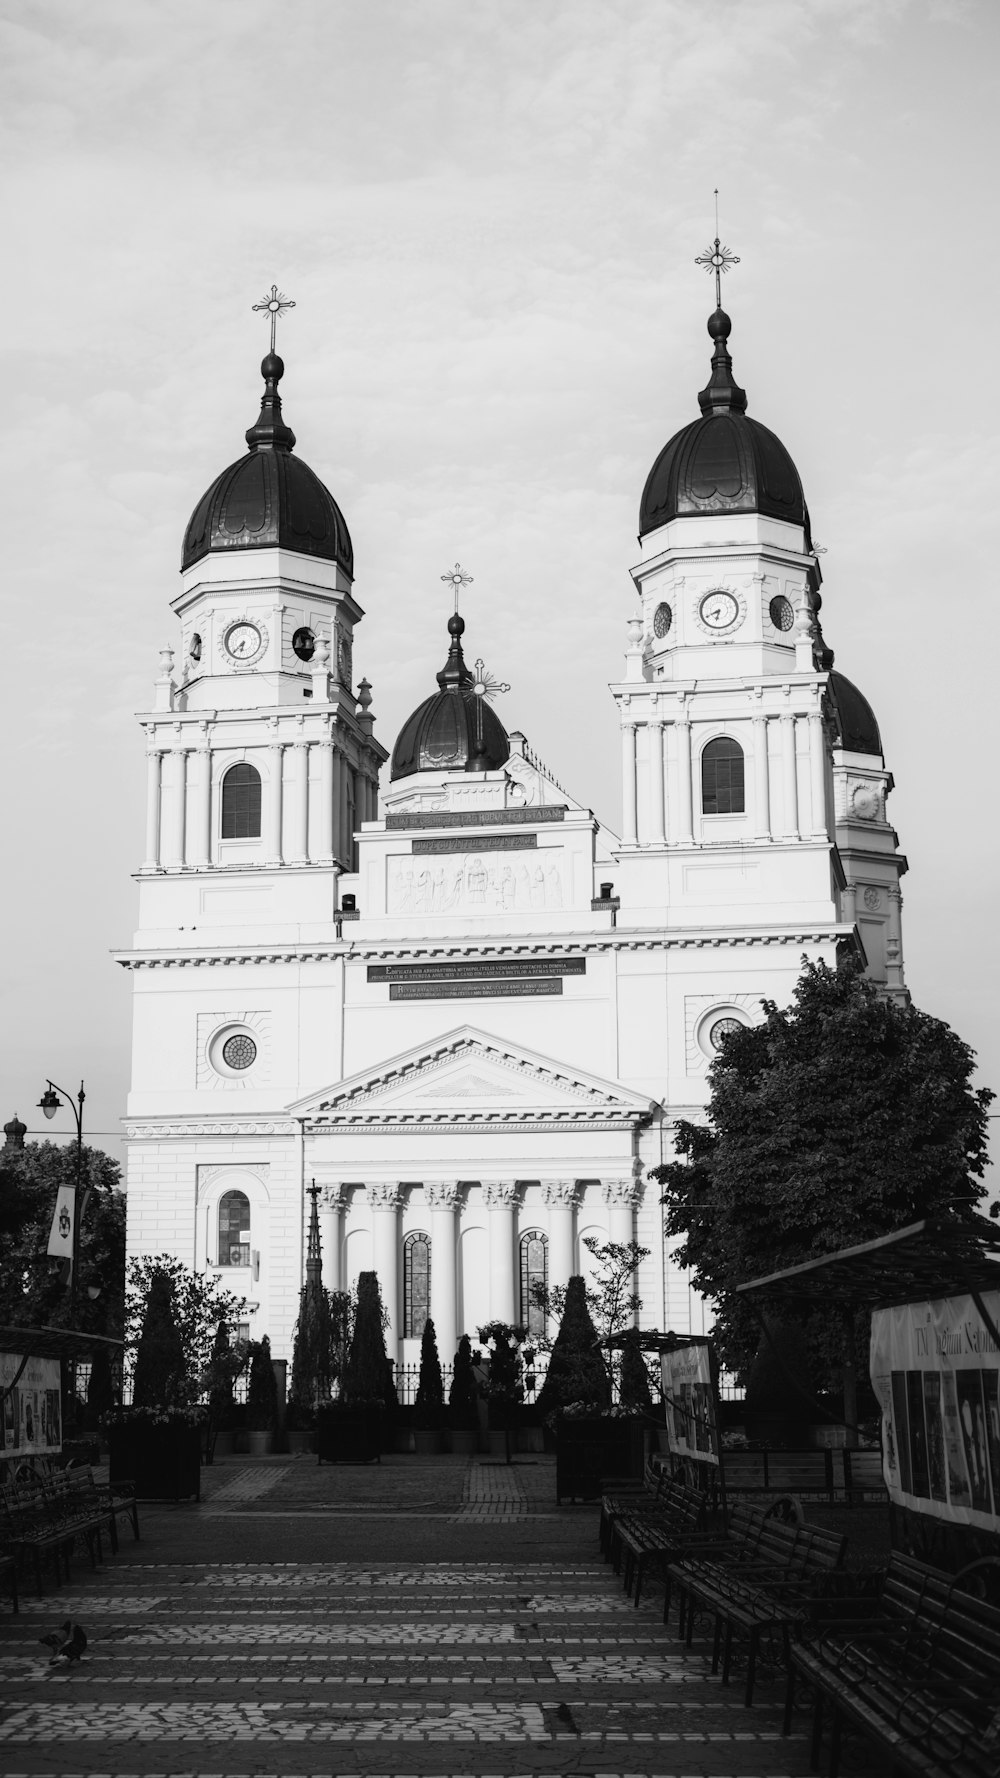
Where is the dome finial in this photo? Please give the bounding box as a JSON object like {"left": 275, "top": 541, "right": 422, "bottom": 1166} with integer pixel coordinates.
{"left": 252, "top": 283, "right": 296, "bottom": 355}
{"left": 246, "top": 285, "right": 297, "bottom": 451}
{"left": 694, "top": 196, "right": 746, "bottom": 416}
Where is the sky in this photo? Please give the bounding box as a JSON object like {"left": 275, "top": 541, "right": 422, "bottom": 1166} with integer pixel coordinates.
{"left": 1, "top": 0, "right": 998, "bottom": 1173}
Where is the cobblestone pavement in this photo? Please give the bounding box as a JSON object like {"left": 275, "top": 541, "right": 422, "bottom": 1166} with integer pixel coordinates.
{"left": 0, "top": 1454, "right": 879, "bottom": 1777}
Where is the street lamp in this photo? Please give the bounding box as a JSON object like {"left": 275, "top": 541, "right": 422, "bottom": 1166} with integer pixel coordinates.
{"left": 37, "top": 1079, "right": 87, "bottom": 1322}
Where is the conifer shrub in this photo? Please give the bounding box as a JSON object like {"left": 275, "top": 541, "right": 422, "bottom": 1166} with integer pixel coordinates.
{"left": 619, "top": 1333, "right": 653, "bottom": 1413}
{"left": 341, "top": 1271, "right": 390, "bottom": 1406}
{"left": 246, "top": 1334, "right": 279, "bottom": 1432}
{"left": 131, "top": 1268, "right": 189, "bottom": 1409}
{"left": 536, "top": 1275, "right": 610, "bottom": 1417}
{"left": 413, "top": 1318, "right": 444, "bottom": 1430}
{"left": 449, "top": 1334, "right": 479, "bottom": 1430}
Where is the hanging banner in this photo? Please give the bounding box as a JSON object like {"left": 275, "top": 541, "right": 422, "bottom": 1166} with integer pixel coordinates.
{"left": 660, "top": 1341, "right": 719, "bottom": 1466}
{"left": 870, "top": 1291, "right": 1000, "bottom": 1530}
{"left": 46, "top": 1185, "right": 75, "bottom": 1260}
{"left": 1, "top": 1353, "right": 63, "bottom": 1455}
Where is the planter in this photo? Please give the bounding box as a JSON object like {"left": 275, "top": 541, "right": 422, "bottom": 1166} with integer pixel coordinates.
{"left": 107, "top": 1416, "right": 202, "bottom": 1502}
{"left": 516, "top": 1426, "right": 543, "bottom": 1453}
{"left": 448, "top": 1428, "right": 478, "bottom": 1456}
{"left": 555, "top": 1417, "right": 644, "bottom": 1504}
{"left": 210, "top": 1430, "right": 235, "bottom": 1459}
{"left": 246, "top": 1429, "right": 273, "bottom": 1456}
{"left": 316, "top": 1404, "right": 383, "bottom": 1464}
{"left": 413, "top": 1428, "right": 442, "bottom": 1454}
{"left": 285, "top": 1429, "right": 315, "bottom": 1454}
{"left": 395, "top": 1426, "right": 415, "bottom": 1453}
{"left": 488, "top": 1429, "right": 512, "bottom": 1459}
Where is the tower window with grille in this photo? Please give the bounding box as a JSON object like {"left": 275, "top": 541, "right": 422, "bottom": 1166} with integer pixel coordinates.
{"left": 403, "top": 1233, "right": 431, "bottom": 1339}
{"left": 520, "top": 1231, "right": 549, "bottom": 1335}
{"left": 701, "top": 737, "right": 745, "bottom": 815}
{"left": 218, "top": 1190, "right": 250, "bottom": 1267}
{"left": 221, "top": 763, "right": 262, "bottom": 838}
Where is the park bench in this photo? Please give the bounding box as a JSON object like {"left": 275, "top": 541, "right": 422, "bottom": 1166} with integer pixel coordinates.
{"left": 786, "top": 1553, "right": 1000, "bottom": 1778}
{"left": 667, "top": 1509, "right": 847, "bottom": 1707}
{"left": 599, "top": 1461, "right": 698, "bottom": 1564}
{"left": 0, "top": 1464, "right": 138, "bottom": 1594}
{"left": 0, "top": 1544, "right": 19, "bottom": 1614}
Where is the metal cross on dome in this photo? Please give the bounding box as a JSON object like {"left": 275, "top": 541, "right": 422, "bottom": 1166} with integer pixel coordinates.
{"left": 472, "top": 656, "right": 510, "bottom": 747}
{"left": 694, "top": 190, "right": 740, "bottom": 310}
{"left": 252, "top": 284, "right": 296, "bottom": 353}
{"left": 441, "top": 562, "right": 473, "bottom": 613}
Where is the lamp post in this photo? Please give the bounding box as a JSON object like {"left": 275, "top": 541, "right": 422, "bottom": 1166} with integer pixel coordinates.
{"left": 37, "top": 1079, "right": 87, "bottom": 1323}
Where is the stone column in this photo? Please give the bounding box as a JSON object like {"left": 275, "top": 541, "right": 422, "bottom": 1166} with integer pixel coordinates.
{"left": 602, "top": 1179, "right": 642, "bottom": 1326}
{"left": 319, "top": 1185, "right": 344, "bottom": 1293}
{"left": 886, "top": 887, "right": 905, "bottom": 992}
{"left": 842, "top": 879, "right": 858, "bottom": 924}
{"left": 332, "top": 751, "right": 344, "bottom": 864}
{"left": 675, "top": 709, "right": 694, "bottom": 841}
{"left": 289, "top": 742, "right": 309, "bottom": 864}
{"left": 781, "top": 712, "right": 799, "bottom": 838}
{"left": 161, "top": 747, "right": 187, "bottom": 869}
{"left": 648, "top": 721, "right": 665, "bottom": 845}
{"left": 315, "top": 732, "right": 334, "bottom": 864}
{"left": 752, "top": 712, "right": 771, "bottom": 840}
{"left": 267, "top": 737, "right": 284, "bottom": 865}
{"left": 142, "top": 745, "right": 162, "bottom": 872}
{"left": 426, "top": 1181, "right": 461, "bottom": 1368}
{"left": 367, "top": 1183, "right": 402, "bottom": 1356}
{"left": 621, "top": 722, "right": 638, "bottom": 845}
{"left": 484, "top": 1180, "right": 518, "bottom": 1324}
{"left": 189, "top": 732, "right": 212, "bottom": 868}
{"left": 808, "top": 709, "right": 827, "bottom": 837}
{"left": 543, "top": 1180, "right": 577, "bottom": 1291}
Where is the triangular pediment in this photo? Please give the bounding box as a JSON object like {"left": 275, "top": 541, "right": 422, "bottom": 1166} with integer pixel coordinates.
{"left": 288, "top": 1026, "right": 657, "bottom": 1127}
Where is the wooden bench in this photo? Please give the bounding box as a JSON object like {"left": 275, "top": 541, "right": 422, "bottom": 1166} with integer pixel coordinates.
{"left": 787, "top": 1553, "right": 1000, "bottom": 1777}
{"left": 0, "top": 1463, "right": 136, "bottom": 1594}
{"left": 668, "top": 1509, "right": 847, "bottom": 1707}
{"left": 600, "top": 1463, "right": 699, "bottom": 1566}
{"left": 615, "top": 1483, "right": 713, "bottom": 1603}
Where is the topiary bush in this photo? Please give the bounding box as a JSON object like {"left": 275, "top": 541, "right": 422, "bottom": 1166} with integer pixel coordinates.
{"left": 341, "top": 1272, "right": 390, "bottom": 1406}
{"left": 131, "top": 1268, "right": 189, "bottom": 1409}
{"left": 536, "top": 1275, "right": 610, "bottom": 1418}
{"left": 449, "top": 1334, "right": 478, "bottom": 1430}
{"left": 246, "top": 1334, "right": 279, "bottom": 1433}
{"left": 414, "top": 1318, "right": 445, "bottom": 1430}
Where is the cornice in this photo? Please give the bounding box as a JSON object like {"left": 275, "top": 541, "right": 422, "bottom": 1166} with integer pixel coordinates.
{"left": 124, "top": 1119, "right": 299, "bottom": 1139}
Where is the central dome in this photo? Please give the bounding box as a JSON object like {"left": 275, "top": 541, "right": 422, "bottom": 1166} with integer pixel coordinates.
{"left": 391, "top": 615, "right": 510, "bottom": 781}
{"left": 639, "top": 309, "right": 809, "bottom": 543}
{"left": 182, "top": 353, "right": 353, "bottom": 575}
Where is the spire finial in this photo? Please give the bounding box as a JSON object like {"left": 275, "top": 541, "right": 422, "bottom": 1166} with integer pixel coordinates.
{"left": 694, "top": 194, "right": 740, "bottom": 312}
{"left": 252, "top": 284, "right": 296, "bottom": 354}
{"left": 305, "top": 1179, "right": 323, "bottom": 1287}
{"left": 440, "top": 562, "right": 473, "bottom": 615}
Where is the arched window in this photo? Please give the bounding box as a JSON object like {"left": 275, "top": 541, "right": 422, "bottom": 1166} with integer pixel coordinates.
{"left": 403, "top": 1233, "right": 431, "bottom": 1338}
{"left": 520, "top": 1231, "right": 549, "bottom": 1335}
{"left": 701, "top": 737, "right": 745, "bottom": 815}
{"left": 218, "top": 1190, "right": 250, "bottom": 1267}
{"left": 221, "top": 763, "right": 262, "bottom": 839}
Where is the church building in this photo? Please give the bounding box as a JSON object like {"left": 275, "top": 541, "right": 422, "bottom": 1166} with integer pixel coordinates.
{"left": 117, "top": 276, "right": 908, "bottom": 1375}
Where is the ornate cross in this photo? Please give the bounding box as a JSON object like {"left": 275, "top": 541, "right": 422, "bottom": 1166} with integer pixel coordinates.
{"left": 694, "top": 191, "right": 740, "bottom": 309}
{"left": 441, "top": 562, "right": 473, "bottom": 614}
{"left": 252, "top": 284, "right": 296, "bottom": 353}
{"left": 472, "top": 657, "right": 510, "bottom": 746}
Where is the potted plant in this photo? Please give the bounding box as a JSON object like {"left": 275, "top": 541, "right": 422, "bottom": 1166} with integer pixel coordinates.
{"left": 448, "top": 1334, "right": 480, "bottom": 1455}
{"left": 413, "top": 1318, "right": 444, "bottom": 1453}
{"left": 106, "top": 1266, "right": 203, "bottom": 1501}
{"left": 246, "top": 1335, "right": 278, "bottom": 1454}
{"left": 317, "top": 1271, "right": 388, "bottom": 1463}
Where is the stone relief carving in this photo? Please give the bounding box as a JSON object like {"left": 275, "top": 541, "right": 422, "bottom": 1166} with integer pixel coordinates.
{"left": 424, "top": 1181, "right": 462, "bottom": 1209}
{"left": 601, "top": 1177, "right": 642, "bottom": 1207}
{"left": 366, "top": 1182, "right": 403, "bottom": 1209}
{"left": 863, "top": 886, "right": 882, "bottom": 911}
{"left": 196, "top": 1009, "right": 271, "bottom": 1091}
{"left": 542, "top": 1180, "right": 578, "bottom": 1207}
{"left": 387, "top": 854, "right": 564, "bottom": 916}
{"left": 483, "top": 1181, "right": 519, "bottom": 1208}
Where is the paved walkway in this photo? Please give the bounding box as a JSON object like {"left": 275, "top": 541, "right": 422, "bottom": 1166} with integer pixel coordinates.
{"left": 0, "top": 1453, "right": 879, "bottom": 1777}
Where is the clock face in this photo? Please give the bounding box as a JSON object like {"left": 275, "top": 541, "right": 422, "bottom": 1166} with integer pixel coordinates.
{"left": 652, "top": 601, "right": 672, "bottom": 639}
{"left": 224, "top": 621, "right": 263, "bottom": 663}
{"left": 769, "top": 594, "right": 794, "bottom": 632}
{"left": 699, "top": 591, "right": 740, "bottom": 631}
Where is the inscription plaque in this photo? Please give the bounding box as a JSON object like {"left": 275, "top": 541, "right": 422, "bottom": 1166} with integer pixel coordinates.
{"left": 411, "top": 834, "right": 537, "bottom": 856}
{"left": 389, "top": 978, "right": 563, "bottom": 1001}
{"left": 385, "top": 807, "right": 566, "bottom": 830}
{"left": 368, "top": 957, "right": 586, "bottom": 983}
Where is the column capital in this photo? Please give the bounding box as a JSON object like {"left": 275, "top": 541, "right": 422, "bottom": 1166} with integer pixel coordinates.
{"left": 602, "top": 1177, "right": 642, "bottom": 1208}
{"left": 425, "top": 1180, "right": 461, "bottom": 1210}
{"left": 483, "top": 1180, "right": 518, "bottom": 1209}
{"left": 319, "top": 1183, "right": 345, "bottom": 1211}
{"left": 367, "top": 1182, "right": 402, "bottom": 1210}
{"left": 542, "top": 1179, "right": 578, "bottom": 1208}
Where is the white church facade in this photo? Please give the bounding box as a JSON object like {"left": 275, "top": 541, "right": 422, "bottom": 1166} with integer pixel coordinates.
{"left": 117, "top": 291, "right": 907, "bottom": 1375}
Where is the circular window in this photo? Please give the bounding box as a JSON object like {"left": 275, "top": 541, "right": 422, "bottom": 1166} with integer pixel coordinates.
{"left": 221, "top": 1034, "right": 257, "bottom": 1071}
{"left": 769, "top": 595, "right": 794, "bottom": 632}
{"left": 652, "top": 602, "right": 672, "bottom": 639}
{"left": 709, "top": 1016, "right": 743, "bottom": 1051}
{"left": 292, "top": 626, "right": 316, "bottom": 662}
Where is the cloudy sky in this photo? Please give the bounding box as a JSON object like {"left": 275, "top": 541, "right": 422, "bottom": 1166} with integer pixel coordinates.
{"left": 2, "top": 0, "right": 997, "bottom": 1167}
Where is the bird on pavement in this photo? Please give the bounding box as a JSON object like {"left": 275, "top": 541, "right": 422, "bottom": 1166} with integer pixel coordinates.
{"left": 38, "top": 1622, "right": 87, "bottom": 1664}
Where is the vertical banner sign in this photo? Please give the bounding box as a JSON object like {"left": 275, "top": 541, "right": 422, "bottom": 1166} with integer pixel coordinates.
{"left": 870, "top": 1291, "right": 1000, "bottom": 1530}
{"left": 1, "top": 1354, "right": 63, "bottom": 1455}
{"left": 46, "top": 1185, "right": 75, "bottom": 1260}
{"left": 660, "top": 1342, "right": 719, "bottom": 1466}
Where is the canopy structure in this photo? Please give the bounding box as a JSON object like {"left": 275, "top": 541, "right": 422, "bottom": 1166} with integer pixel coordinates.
{"left": 0, "top": 1325, "right": 122, "bottom": 1397}
{"left": 736, "top": 1219, "right": 1000, "bottom": 1313}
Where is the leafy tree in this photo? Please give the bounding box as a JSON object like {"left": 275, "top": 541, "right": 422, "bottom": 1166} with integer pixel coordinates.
{"left": 653, "top": 956, "right": 996, "bottom": 1386}
{"left": 530, "top": 1237, "right": 649, "bottom": 1349}
{"left": 0, "top": 1141, "right": 125, "bottom": 1339}
{"left": 246, "top": 1334, "right": 279, "bottom": 1432}
{"left": 536, "top": 1276, "right": 611, "bottom": 1416}
{"left": 448, "top": 1333, "right": 479, "bottom": 1430}
{"left": 413, "top": 1317, "right": 445, "bottom": 1430}
{"left": 125, "top": 1255, "right": 246, "bottom": 1398}
{"left": 476, "top": 1320, "right": 529, "bottom": 1462}
{"left": 341, "top": 1271, "right": 391, "bottom": 1406}
{"left": 132, "top": 1270, "right": 189, "bottom": 1409}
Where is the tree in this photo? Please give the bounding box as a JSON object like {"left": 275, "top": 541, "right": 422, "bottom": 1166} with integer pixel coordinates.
{"left": 132, "top": 1270, "right": 188, "bottom": 1409}
{"left": 413, "top": 1318, "right": 445, "bottom": 1430}
{"left": 536, "top": 1276, "right": 611, "bottom": 1417}
{"left": 246, "top": 1335, "right": 279, "bottom": 1432}
{"left": 0, "top": 1141, "right": 125, "bottom": 1339}
{"left": 125, "top": 1255, "right": 247, "bottom": 1399}
{"left": 530, "top": 1237, "right": 649, "bottom": 1349}
{"left": 341, "top": 1271, "right": 391, "bottom": 1406}
{"left": 290, "top": 1285, "right": 348, "bottom": 1414}
{"left": 653, "top": 956, "right": 997, "bottom": 1386}
{"left": 619, "top": 1333, "right": 654, "bottom": 1414}
{"left": 448, "top": 1333, "right": 478, "bottom": 1430}
{"left": 476, "top": 1320, "right": 529, "bottom": 1462}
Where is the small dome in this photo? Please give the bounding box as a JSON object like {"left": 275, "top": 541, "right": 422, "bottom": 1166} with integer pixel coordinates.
{"left": 639, "top": 308, "right": 810, "bottom": 542}
{"left": 182, "top": 354, "right": 353, "bottom": 575}
{"left": 829, "top": 672, "right": 882, "bottom": 756}
{"left": 391, "top": 614, "right": 510, "bottom": 781}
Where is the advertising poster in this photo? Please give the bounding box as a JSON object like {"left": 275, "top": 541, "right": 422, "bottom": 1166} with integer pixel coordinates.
{"left": 659, "top": 1341, "right": 718, "bottom": 1466}
{"left": 870, "top": 1291, "right": 1000, "bottom": 1529}
{"left": 0, "top": 1353, "right": 63, "bottom": 1456}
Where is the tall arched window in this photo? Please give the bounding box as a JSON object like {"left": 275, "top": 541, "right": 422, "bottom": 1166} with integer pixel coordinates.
{"left": 701, "top": 737, "right": 745, "bottom": 815}
{"left": 218, "top": 1190, "right": 250, "bottom": 1267}
{"left": 221, "top": 763, "right": 262, "bottom": 838}
{"left": 403, "top": 1233, "right": 431, "bottom": 1338}
{"left": 520, "top": 1231, "right": 549, "bottom": 1335}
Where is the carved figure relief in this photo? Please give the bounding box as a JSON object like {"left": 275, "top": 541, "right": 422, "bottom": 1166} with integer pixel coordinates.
{"left": 388, "top": 853, "right": 564, "bottom": 915}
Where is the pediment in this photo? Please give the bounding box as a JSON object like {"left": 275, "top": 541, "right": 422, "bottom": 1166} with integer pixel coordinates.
{"left": 289, "top": 1025, "right": 656, "bottom": 1128}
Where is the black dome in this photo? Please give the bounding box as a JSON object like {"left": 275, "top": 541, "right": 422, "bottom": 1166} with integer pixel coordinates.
{"left": 639, "top": 309, "right": 809, "bottom": 542}
{"left": 391, "top": 615, "right": 510, "bottom": 781}
{"left": 829, "top": 672, "right": 882, "bottom": 757}
{"left": 182, "top": 354, "right": 353, "bottom": 575}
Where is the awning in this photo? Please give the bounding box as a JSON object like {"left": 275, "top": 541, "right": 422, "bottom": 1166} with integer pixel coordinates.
{"left": 736, "top": 1219, "right": 1000, "bottom": 1311}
